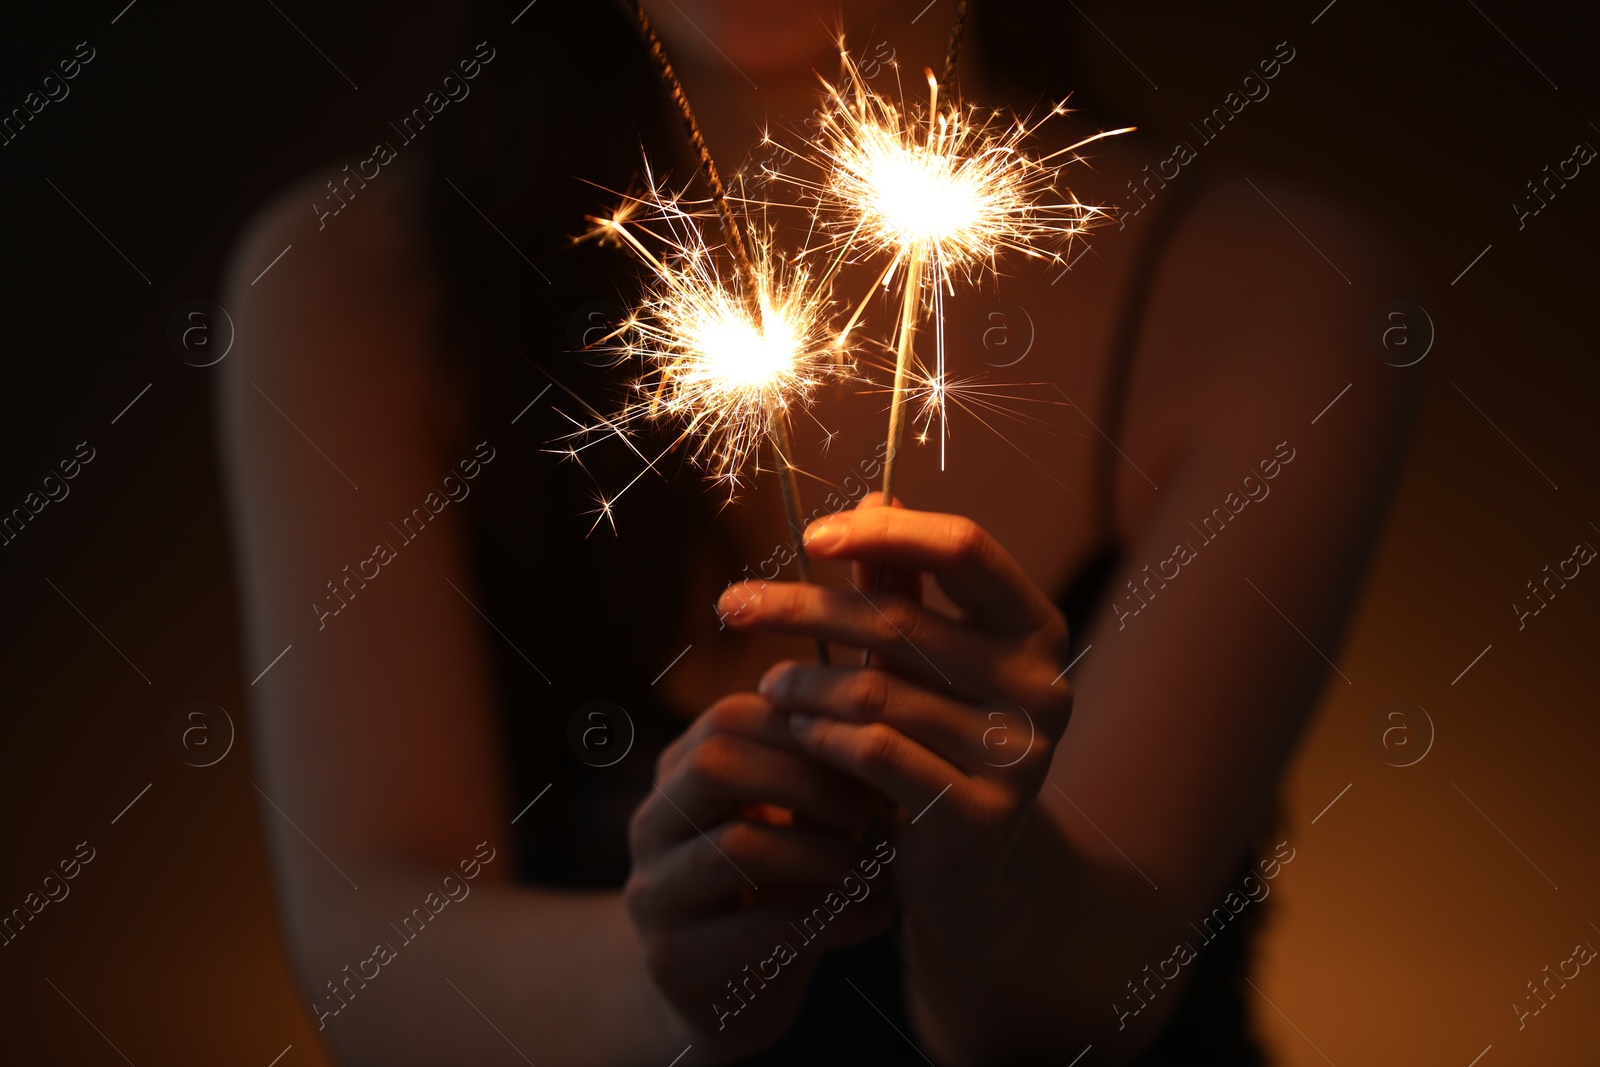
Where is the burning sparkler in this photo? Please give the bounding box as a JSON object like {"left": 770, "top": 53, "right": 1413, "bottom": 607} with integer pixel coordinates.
{"left": 765, "top": 43, "right": 1133, "bottom": 502}
{"left": 572, "top": 171, "right": 846, "bottom": 521}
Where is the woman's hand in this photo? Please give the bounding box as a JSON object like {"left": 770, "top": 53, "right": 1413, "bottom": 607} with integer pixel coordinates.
{"left": 716, "top": 502, "right": 1075, "bottom": 919}
{"left": 625, "top": 692, "right": 897, "bottom": 1058}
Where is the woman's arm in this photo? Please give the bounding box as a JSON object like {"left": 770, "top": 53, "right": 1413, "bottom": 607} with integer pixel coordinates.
{"left": 728, "top": 174, "right": 1422, "bottom": 1063}
{"left": 219, "top": 170, "right": 695, "bottom": 1066}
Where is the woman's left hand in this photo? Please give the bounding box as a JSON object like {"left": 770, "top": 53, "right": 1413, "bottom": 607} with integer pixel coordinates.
{"left": 715, "top": 500, "right": 1075, "bottom": 918}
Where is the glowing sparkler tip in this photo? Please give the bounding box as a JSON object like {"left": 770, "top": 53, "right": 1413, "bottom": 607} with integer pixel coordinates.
{"left": 562, "top": 165, "right": 850, "bottom": 518}
{"left": 767, "top": 48, "right": 1127, "bottom": 286}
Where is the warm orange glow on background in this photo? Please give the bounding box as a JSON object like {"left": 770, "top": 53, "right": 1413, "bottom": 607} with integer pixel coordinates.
{"left": 1, "top": 3, "right": 1596, "bottom": 1065}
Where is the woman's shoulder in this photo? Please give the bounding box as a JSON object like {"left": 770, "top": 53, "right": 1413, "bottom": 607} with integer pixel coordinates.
{"left": 1185, "top": 166, "right": 1416, "bottom": 295}
{"left": 219, "top": 157, "right": 448, "bottom": 387}
{"left": 217, "top": 157, "right": 461, "bottom": 468}
{"left": 1140, "top": 163, "right": 1421, "bottom": 402}
{"left": 222, "top": 157, "right": 436, "bottom": 336}
{"left": 1114, "top": 164, "right": 1423, "bottom": 531}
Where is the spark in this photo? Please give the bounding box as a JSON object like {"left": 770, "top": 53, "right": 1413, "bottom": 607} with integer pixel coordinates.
{"left": 556, "top": 164, "right": 852, "bottom": 529}
{"left": 799, "top": 62, "right": 1124, "bottom": 283}
{"left": 858, "top": 353, "right": 1077, "bottom": 494}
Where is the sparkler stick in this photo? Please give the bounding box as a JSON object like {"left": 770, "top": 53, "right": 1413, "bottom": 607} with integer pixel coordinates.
{"left": 624, "top": 0, "right": 758, "bottom": 314}
{"left": 767, "top": 413, "right": 819, "bottom": 588}
{"left": 623, "top": 0, "right": 829, "bottom": 661}
{"left": 881, "top": 246, "right": 924, "bottom": 508}
{"left": 876, "top": 68, "right": 941, "bottom": 507}
{"left": 872, "top": 0, "right": 965, "bottom": 512}
{"left": 942, "top": 0, "right": 972, "bottom": 85}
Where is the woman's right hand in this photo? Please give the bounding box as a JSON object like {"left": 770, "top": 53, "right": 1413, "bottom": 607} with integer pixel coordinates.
{"left": 626, "top": 692, "right": 897, "bottom": 1058}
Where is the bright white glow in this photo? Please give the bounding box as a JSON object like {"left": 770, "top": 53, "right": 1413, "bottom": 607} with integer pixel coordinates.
{"left": 863, "top": 143, "right": 985, "bottom": 246}
{"left": 678, "top": 298, "right": 804, "bottom": 395}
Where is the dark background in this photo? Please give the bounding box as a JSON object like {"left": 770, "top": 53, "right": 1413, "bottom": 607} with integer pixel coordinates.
{"left": 2, "top": 0, "right": 1598, "bottom": 1063}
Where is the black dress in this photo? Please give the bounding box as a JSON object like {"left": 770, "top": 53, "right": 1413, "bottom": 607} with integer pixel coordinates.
{"left": 433, "top": 6, "right": 1266, "bottom": 1061}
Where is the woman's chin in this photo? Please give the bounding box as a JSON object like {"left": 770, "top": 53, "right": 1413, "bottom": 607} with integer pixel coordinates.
{"left": 649, "top": 0, "right": 879, "bottom": 78}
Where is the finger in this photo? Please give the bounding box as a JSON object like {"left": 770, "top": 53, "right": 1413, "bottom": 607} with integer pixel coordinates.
{"left": 629, "top": 820, "right": 880, "bottom": 923}
{"left": 787, "top": 714, "right": 976, "bottom": 824}
{"left": 853, "top": 557, "right": 923, "bottom": 609}
{"left": 655, "top": 695, "right": 885, "bottom": 838}
{"left": 759, "top": 662, "right": 997, "bottom": 776}
{"left": 719, "top": 580, "right": 1038, "bottom": 703}
{"left": 803, "top": 507, "right": 1059, "bottom": 636}
{"left": 852, "top": 493, "right": 921, "bottom": 604}
{"left": 657, "top": 693, "right": 807, "bottom": 778}
{"left": 636, "top": 736, "right": 878, "bottom": 856}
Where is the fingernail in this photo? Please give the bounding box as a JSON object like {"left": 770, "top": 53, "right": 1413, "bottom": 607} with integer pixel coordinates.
{"left": 803, "top": 520, "right": 839, "bottom": 551}
{"left": 758, "top": 663, "right": 787, "bottom": 699}
{"left": 789, "top": 712, "right": 816, "bottom": 735}
{"left": 717, "top": 584, "right": 759, "bottom": 622}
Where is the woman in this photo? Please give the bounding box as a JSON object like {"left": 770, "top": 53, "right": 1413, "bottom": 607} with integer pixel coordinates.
{"left": 219, "top": 1, "right": 1417, "bottom": 1063}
